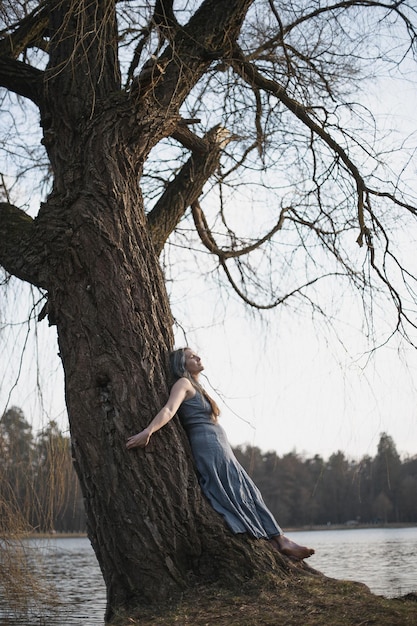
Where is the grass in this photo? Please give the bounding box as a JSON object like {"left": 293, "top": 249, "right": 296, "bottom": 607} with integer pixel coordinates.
{"left": 111, "top": 573, "right": 417, "bottom": 626}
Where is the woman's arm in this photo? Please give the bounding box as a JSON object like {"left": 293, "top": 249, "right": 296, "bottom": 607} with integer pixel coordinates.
{"left": 126, "top": 377, "right": 192, "bottom": 449}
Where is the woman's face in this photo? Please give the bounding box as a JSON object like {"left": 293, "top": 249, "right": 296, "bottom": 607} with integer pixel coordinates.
{"left": 184, "top": 349, "right": 204, "bottom": 377}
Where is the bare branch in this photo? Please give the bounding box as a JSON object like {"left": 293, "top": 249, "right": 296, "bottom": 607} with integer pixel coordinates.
{"left": 279, "top": 1, "right": 417, "bottom": 43}
{"left": 125, "top": 23, "right": 154, "bottom": 89}
{"left": 0, "top": 0, "right": 49, "bottom": 104}
{"left": 220, "top": 260, "right": 349, "bottom": 310}
{"left": 147, "top": 125, "right": 232, "bottom": 254}
{"left": 367, "top": 189, "right": 417, "bottom": 215}
{"left": 0, "top": 3, "right": 49, "bottom": 58}
{"left": 152, "top": 0, "right": 178, "bottom": 41}
{"left": 138, "top": 0, "right": 255, "bottom": 110}
{"left": 191, "top": 200, "right": 289, "bottom": 260}
{"left": 0, "top": 57, "right": 43, "bottom": 105}
{"left": 0, "top": 203, "right": 47, "bottom": 289}
{"left": 171, "top": 123, "right": 208, "bottom": 154}
{"left": 230, "top": 45, "right": 374, "bottom": 248}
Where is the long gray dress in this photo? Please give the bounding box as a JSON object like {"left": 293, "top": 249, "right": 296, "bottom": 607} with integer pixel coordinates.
{"left": 178, "top": 390, "right": 282, "bottom": 539}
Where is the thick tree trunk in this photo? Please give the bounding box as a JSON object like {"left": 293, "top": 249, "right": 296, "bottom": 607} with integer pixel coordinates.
{"left": 38, "top": 116, "right": 297, "bottom": 620}
{"left": 0, "top": 1, "right": 313, "bottom": 621}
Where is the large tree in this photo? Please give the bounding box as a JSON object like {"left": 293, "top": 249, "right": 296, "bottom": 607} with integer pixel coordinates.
{"left": 0, "top": 0, "right": 416, "bottom": 621}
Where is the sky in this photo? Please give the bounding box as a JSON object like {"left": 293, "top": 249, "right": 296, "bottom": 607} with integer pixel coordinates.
{"left": 170, "top": 276, "right": 417, "bottom": 461}
{"left": 1, "top": 36, "right": 417, "bottom": 463}
{"left": 1, "top": 267, "right": 417, "bottom": 463}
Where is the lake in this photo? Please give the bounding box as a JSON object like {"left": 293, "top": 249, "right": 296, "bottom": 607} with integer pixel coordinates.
{"left": 1, "top": 526, "right": 416, "bottom": 625}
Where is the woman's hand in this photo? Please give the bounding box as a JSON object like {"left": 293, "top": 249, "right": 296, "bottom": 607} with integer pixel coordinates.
{"left": 126, "top": 428, "right": 152, "bottom": 449}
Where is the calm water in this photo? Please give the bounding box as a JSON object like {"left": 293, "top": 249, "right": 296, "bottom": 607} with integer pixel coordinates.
{"left": 1, "top": 527, "right": 416, "bottom": 625}
{"left": 296, "top": 526, "right": 417, "bottom": 597}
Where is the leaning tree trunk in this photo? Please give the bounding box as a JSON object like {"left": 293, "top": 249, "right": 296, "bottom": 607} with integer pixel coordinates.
{"left": 0, "top": 1, "right": 312, "bottom": 621}
{"left": 38, "top": 98, "right": 294, "bottom": 621}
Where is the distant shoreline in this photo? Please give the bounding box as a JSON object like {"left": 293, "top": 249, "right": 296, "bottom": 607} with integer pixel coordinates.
{"left": 288, "top": 522, "right": 417, "bottom": 532}
{"left": 23, "top": 522, "right": 417, "bottom": 539}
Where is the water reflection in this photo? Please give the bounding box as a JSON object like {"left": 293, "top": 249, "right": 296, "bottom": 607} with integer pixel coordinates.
{"left": 1, "top": 527, "right": 416, "bottom": 625}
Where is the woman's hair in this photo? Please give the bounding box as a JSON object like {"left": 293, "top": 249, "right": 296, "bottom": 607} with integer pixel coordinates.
{"left": 169, "top": 347, "right": 220, "bottom": 422}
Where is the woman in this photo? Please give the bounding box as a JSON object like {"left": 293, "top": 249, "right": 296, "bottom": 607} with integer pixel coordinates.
{"left": 126, "top": 347, "right": 314, "bottom": 560}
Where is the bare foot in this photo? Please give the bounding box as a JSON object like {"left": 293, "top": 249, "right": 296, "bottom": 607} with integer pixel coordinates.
{"left": 271, "top": 535, "right": 315, "bottom": 560}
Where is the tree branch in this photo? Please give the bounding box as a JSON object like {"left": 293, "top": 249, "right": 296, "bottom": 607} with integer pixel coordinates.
{"left": 230, "top": 45, "right": 373, "bottom": 246}
{"left": 0, "top": 57, "right": 43, "bottom": 105}
{"left": 0, "top": 1, "right": 49, "bottom": 104}
{"left": 191, "top": 200, "right": 289, "bottom": 260}
{"left": 0, "top": 203, "right": 48, "bottom": 289}
{"left": 147, "top": 125, "right": 232, "bottom": 255}
{"left": 272, "top": 1, "right": 417, "bottom": 41}
{"left": 153, "top": 0, "right": 179, "bottom": 40}
{"left": 134, "top": 0, "right": 254, "bottom": 110}
{"left": 0, "top": 3, "right": 49, "bottom": 59}
{"left": 220, "top": 261, "right": 349, "bottom": 310}
{"left": 171, "top": 122, "right": 208, "bottom": 154}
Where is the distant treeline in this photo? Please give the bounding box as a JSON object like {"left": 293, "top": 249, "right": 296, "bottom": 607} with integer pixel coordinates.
{"left": 0, "top": 407, "right": 85, "bottom": 533}
{"left": 1, "top": 406, "right": 416, "bottom": 532}
{"left": 235, "top": 437, "right": 417, "bottom": 527}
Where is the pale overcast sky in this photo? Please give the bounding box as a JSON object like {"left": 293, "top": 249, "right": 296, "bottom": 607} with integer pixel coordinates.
{"left": 1, "top": 64, "right": 416, "bottom": 462}
{"left": 3, "top": 267, "right": 417, "bottom": 463}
